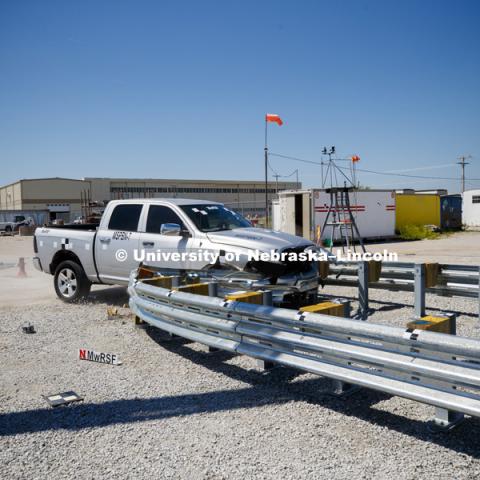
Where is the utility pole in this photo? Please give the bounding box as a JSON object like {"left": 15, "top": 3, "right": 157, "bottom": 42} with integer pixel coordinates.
{"left": 457, "top": 155, "right": 472, "bottom": 193}
{"left": 273, "top": 173, "right": 280, "bottom": 193}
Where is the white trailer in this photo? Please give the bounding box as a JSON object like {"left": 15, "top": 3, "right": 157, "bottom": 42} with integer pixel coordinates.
{"left": 462, "top": 190, "right": 480, "bottom": 229}
{"left": 274, "top": 189, "right": 396, "bottom": 242}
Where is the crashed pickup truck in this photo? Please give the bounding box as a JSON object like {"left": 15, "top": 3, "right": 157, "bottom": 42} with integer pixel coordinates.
{"left": 33, "top": 199, "right": 325, "bottom": 304}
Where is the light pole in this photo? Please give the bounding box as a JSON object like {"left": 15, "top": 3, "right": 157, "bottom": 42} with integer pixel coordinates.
{"left": 457, "top": 155, "right": 472, "bottom": 193}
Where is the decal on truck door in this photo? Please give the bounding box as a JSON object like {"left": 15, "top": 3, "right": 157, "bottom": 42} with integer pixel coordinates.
{"left": 112, "top": 231, "right": 132, "bottom": 240}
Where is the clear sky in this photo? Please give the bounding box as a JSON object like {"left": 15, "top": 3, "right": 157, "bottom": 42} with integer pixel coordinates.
{"left": 1, "top": 0, "right": 479, "bottom": 193}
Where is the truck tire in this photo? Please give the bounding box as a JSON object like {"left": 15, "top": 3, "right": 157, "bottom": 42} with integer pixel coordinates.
{"left": 5, "top": 225, "right": 12, "bottom": 233}
{"left": 54, "top": 260, "right": 91, "bottom": 303}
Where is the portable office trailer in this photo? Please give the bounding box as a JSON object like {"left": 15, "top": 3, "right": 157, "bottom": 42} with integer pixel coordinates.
{"left": 462, "top": 190, "right": 480, "bottom": 229}
{"left": 440, "top": 194, "right": 462, "bottom": 229}
{"left": 275, "top": 189, "right": 396, "bottom": 241}
{"left": 395, "top": 194, "right": 441, "bottom": 230}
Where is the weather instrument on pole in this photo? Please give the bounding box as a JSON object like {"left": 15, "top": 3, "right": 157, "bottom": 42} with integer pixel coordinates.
{"left": 320, "top": 148, "right": 366, "bottom": 253}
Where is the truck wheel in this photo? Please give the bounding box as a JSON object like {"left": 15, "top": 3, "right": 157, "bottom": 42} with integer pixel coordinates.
{"left": 5, "top": 225, "right": 12, "bottom": 233}
{"left": 54, "top": 260, "right": 91, "bottom": 303}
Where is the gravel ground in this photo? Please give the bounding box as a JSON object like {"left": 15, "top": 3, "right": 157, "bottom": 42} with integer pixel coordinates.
{"left": 1, "top": 234, "right": 480, "bottom": 479}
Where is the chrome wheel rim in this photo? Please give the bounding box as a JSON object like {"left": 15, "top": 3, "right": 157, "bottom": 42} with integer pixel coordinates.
{"left": 58, "top": 268, "right": 77, "bottom": 298}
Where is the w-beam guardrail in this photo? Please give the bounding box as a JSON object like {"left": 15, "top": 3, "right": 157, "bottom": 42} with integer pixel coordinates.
{"left": 325, "top": 261, "right": 480, "bottom": 320}
{"left": 129, "top": 277, "right": 480, "bottom": 430}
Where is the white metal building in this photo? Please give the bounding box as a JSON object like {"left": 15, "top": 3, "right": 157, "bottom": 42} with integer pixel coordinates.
{"left": 274, "top": 189, "right": 396, "bottom": 241}
{"left": 462, "top": 189, "right": 480, "bottom": 229}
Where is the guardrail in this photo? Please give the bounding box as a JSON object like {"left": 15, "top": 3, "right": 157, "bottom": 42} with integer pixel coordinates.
{"left": 129, "top": 277, "right": 480, "bottom": 430}
{"left": 325, "top": 261, "right": 480, "bottom": 320}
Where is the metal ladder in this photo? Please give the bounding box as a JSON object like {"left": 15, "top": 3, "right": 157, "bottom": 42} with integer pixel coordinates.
{"left": 322, "top": 187, "right": 366, "bottom": 253}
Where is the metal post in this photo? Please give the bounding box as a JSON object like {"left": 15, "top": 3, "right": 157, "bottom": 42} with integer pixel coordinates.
{"left": 429, "top": 310, "right": 463, "bottom": 429}
{"left": 256, "top": 290, "right": 275, "bottom": 370}
{"left": 262, "top": 290, "right": 273, "bottom": 306}
{"left": 207, "top": 282, "right": 220, "bottom": 353}
{"left": 264, "top": 120, "right": 269, "bottom": 227}
{"left": 414, "top": 263, "right": 426, "bottom": 318}
{"left": 430, "top": 407, "right": 464, "bottom": 431}
{"left": 358, "top": 261, "right": 369, "bottom": 320}
{"left": 208, "top": 282, "right": 218, "bottom": 298}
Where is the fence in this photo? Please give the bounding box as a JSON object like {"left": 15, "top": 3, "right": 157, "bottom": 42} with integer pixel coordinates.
{"left": 129, "top": 277, "right": 480, "bottom": 430}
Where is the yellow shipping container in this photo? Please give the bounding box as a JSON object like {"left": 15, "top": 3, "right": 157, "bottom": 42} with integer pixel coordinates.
{"left": 395, "top": 194, "right": 441, "bottom": 230}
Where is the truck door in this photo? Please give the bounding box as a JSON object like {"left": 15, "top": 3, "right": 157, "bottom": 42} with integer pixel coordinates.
{"left": 95, "top": 203, "right": 143, "bottom": 283}
{"left": 139, "top": 204, "right": 193, "bottom": 271}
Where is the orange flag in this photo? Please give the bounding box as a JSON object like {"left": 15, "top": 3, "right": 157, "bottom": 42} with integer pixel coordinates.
{"left": 265, "top": 113, "right": 283, "bottom": 126}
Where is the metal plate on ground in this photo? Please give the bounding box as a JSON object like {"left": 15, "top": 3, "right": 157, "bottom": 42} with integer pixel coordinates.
{"left": 44, "top": 391, "right": 83, "bottom": 407}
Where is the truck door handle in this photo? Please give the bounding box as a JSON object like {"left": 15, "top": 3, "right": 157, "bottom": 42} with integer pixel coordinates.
{"left": 142, "top": 241, "right": 154, "bottom": 247}
{"left": 99, "top": 237, "right": 111, "bottom": 244}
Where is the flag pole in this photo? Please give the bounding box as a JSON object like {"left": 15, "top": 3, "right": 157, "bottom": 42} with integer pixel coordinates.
{"left": 264, "top": 117, "right": 269, "bottom": 227}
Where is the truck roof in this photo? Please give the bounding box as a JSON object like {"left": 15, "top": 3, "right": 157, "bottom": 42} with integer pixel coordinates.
{"left": 108, "top": 198, "right": 223, "bottom": 206}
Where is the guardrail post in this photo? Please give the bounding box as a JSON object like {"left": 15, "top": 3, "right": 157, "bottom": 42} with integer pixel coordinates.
{"left": 208, "top": 282, "right": 219, "bottom": 297}
{"left": 262, "top": 290, "right": 273, "bottom": 306}
{"left": 426, "top": 311, "right": 463, "bottom": 430}
{"left": 330, "top": 379, "right": 360, "bottom": 397}
{"left": 414, "top": 264, "right": 426, "bottom": 318}
{"left": 357, "top": 261, "right": 369, "bottom": 320}
{"left": 207, "top": 282, "right": 220, "bottom": 353}
{"left": 255, "top": 290, "right": 276, "bottom": 371}
{"left": 430, "top": 408, "right": 464, "bottom": 431}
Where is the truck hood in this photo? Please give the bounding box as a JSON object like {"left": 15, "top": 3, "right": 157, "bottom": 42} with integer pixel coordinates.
{"left": 206, "top": 227, "right": 313, "bottom": 252}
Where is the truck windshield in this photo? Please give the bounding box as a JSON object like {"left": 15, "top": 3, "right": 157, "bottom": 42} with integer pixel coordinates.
{"left": 180, "top": 204, "right": 251, "bottom": 232}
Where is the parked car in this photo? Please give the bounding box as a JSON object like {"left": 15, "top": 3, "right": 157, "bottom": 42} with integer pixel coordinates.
{"left": 0, "top": 215, "right": 32, "bottom": 233}
{"left": 33, "top": 199, "right": 325, "bottom": 304}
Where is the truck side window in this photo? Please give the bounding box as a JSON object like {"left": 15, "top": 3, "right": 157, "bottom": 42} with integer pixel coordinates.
{"left": 108, "top": 204, "right": 143, "bottom": 231}
{"left": 146, "top": 205, "right": 184, "bottom": 234}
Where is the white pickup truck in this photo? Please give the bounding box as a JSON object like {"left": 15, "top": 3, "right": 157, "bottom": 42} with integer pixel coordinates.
{"left": 33, "top": 199, "right": 322, "bottom": 304}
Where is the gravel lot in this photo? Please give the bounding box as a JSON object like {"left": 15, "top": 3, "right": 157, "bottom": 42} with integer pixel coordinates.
{"left": 1, "top": 233, "right": 480, "bottom": 479}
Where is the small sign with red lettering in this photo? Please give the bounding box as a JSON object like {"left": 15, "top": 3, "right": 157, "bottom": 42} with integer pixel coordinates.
{"left": 79, "top": 348, "right": 122, "bottom": 365}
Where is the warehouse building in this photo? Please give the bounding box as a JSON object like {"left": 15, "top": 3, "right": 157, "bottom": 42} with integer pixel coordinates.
{"left": 0, "top": 178, "right": 88, "bottom": 223}
{"left": 85, "top": 177, "right": 297, "bottom": 215}
{"left": 0, "top": 177, "right": 298, "bottom": 223}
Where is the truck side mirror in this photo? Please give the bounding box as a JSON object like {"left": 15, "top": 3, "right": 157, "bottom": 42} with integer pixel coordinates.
{"left": 160, "top": 223, "right": 181, "bottom": 236}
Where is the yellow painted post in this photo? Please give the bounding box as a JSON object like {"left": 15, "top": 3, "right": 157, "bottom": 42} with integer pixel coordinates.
{"left": 174, "top": 283, "right": 210, "bottom": 296}
{"left": 317, "top": 260, "right": 330, "bottom": 280}
{"left": 225, "top": 291, "right": 264, "bottom": 305}
{"left": 137, "top": 266, "right": 157, "bottom": 279}
{"left": 424, "top": 263, "right": 439, "bottom": 288}
{"left": 300, "top": 301, "right": 345, "bottom": 317}
{"left": 407, "top": 315, "right": 454, "bottom": 334}
{"left": 142, "top": 276, "right": 176, "bottom": 289}
{"left": 367, "top": 260, "right": 382, "bottom": 283}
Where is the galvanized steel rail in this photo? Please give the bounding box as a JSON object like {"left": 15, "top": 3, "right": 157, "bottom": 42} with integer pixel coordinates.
{"left": 327, "top": 261, "right": 480, "bottom": 319}
{"left": 129, "top": 277, "right": 480, "bottom": 429}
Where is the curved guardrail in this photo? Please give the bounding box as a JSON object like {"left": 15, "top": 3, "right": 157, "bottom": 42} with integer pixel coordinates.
{"left": 129, "top": 277, "right": 480, "bottom": 429}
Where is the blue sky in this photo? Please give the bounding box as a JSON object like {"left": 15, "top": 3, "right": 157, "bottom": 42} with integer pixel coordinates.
{"left": 1, "top": 0, "right": 479, "bottom": 192}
